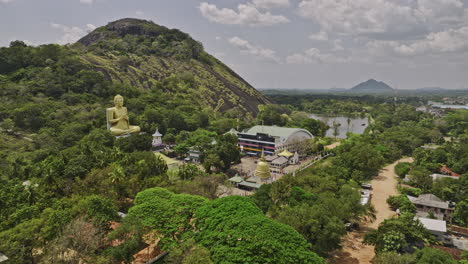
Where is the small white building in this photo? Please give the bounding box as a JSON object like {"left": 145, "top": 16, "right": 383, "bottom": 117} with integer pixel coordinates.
{"left": 417, "top": 217, "right": 448, "bottom": 243}
{"left": 431, "top": 173, "right": 459, "bottom": 181}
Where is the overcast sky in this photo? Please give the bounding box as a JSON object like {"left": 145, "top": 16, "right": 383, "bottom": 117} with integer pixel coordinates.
{"left": 1, "top": 0, "right": 468, "bottom": 89}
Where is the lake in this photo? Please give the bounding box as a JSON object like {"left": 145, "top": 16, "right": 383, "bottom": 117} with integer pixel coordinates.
{"left": 309, "top": 114, "right": 369, "bottom": 138}
{"left": 430, "top": 104, "right": 468, "bottom": 110}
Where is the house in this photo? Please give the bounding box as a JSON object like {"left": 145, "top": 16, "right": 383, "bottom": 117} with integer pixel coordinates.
{"left": 228, "top": 174, "right": 244, "bottom": 187}
{"left": 440, "top": 165, "right": 460, "bottom": 177}
{"left": 431, "top": 173, "right": 459, "bottom": 181}
{"left": 270, "top": 156, "right": 289, "bottom": 170}
{"left": 186, "top": 147, "right": 201, "bottom": 163}
{"left": 448, "top": 225, "right": 468, "bottom": 250}
{"left": 237, "top": 125, "right": 313, "bottom": 156}
{"left": 417, "top": 217, "right": 448, "bottom": 242}
{"left": 408, "top": 194, "right": 454, "bottom": 221}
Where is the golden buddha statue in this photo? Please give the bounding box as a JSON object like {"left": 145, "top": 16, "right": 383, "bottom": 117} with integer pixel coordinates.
{"left": 107, "top": 95, "right": 141, "bottom": 136}
{"left": 255, "top": 152, "right": 271, "bottom": 180}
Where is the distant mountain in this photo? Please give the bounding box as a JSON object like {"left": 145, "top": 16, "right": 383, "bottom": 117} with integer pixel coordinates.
{"left": 349, "top": 79, "right": 394, "bottom": 94}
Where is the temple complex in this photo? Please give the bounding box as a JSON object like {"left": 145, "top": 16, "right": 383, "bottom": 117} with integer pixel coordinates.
{"left": 236, "top": 125, "right": 313, "bottom": 156}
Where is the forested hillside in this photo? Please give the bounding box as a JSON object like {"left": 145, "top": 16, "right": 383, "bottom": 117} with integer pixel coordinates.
{"left": 1, "top": 18, "right": 270, "bottom": 115}
{"left": 1, "top": 18, "right": 467, "bottom": 264}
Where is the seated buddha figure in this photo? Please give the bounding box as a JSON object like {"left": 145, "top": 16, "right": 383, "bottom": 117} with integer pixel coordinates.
{"left": 107, "top": 95, "right": 141, "bottom": 136}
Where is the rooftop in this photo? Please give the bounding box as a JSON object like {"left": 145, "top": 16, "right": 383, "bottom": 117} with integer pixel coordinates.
{"left": 265, "top": 154, "right": 278, "bottom": 162}
{"left": 271, "top": 156, "right": 289, "bottom": 165}
{"left": 417, "top": 217, "right": 447, "bottom": 233}
{"left": 238, "top": 181, "right": 262, "bottom": 189}
{"left": 243, "top": 125, "right": 313, "bottom": 140}
{"left": 152, "top": 128, "right": 162, "bottom": 137}
{"left": 278, "top": 149, "right": 294, "bottom": 157}
{"left": 407, "top": 194, "right": 450, "bottom": 209}
{"left": 154, "top": 152, "right": 178, "bottom": 166}
{"left": 228, "top": 175, "right": 244, "bottom": 183}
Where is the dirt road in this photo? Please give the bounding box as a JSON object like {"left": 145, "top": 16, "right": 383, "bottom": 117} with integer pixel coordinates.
{"left": 329, "top": 157, "right": 413, "bottom": 264}
{"left": 325, "top": 141, "right": 341, "bottom": 150}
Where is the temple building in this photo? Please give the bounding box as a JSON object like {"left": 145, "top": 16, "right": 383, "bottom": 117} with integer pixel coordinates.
{"left": 234, "top": 153, "right": 272, "bottom": 191}
{"left": 237, "top": 125, "right": 313, "bottom": 156}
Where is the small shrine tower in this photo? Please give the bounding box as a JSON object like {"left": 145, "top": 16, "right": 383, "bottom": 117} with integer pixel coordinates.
{"left": 152, "top": 128, "right": 163, "bottom": 148}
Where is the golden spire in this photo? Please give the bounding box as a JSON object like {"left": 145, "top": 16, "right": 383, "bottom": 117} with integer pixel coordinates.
{"left": 255, "top": 152, "right": 271, "bottom": 180}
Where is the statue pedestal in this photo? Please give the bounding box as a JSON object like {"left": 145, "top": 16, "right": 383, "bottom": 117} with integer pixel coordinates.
{"left": 114, "top": 132, "right": 146, "bottom": 139}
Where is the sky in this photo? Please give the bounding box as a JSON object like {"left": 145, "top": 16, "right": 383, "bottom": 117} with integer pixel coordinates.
{"left": 1, "top": 0, "right": 468, "bottom": 90}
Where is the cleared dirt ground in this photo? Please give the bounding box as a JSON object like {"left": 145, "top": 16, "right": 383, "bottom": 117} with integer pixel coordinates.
{"left": 329, "top": 157, "right": 414, "bottom": 264}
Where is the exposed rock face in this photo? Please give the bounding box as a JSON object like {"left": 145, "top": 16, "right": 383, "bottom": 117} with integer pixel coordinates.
{"left": 78, "top": 19, "right": 168, "bottom": 46}
{"left": 76, "top": 18, "right": 270, "bottom": 114}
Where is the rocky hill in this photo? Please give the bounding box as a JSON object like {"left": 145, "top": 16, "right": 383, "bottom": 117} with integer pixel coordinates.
{"left": 74, "top": 18, "right": 270, "bottom": 114}
{"left": 349, "top": 79, "right": 395, "bottom": 94}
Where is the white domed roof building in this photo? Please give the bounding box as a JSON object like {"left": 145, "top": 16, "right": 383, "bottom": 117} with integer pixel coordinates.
{"left": 237, "top": 125, "right": 313, "bottom": 156}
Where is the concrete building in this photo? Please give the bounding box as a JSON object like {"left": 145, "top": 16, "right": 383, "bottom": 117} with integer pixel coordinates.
{"left": 237, "top": 125, "right": 313, "bottom": 156}
{"left": 417, "top": 217, "right": 448, "bottom": 242}
{"left": 431, "top": 173, "right": 460, "bottom": 181}
{"left": 408, "top": 194, "right": 454, "bottom": 221}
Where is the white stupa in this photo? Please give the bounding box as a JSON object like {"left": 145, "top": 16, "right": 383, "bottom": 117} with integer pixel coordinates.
{"left": 152, "top": 128, "right": 163, "bottom": 147}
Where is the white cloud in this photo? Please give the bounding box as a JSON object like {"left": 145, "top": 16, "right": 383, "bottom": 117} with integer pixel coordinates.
{"left": 252, "top": 0, "right": 290, "bottom": 9}
{"left": 309, "top": 30, "right": 328, "bottom": 41}
{"left": 51, "top": 23, "right": 93, "bottom": 44}
{"left": 215, "top": 36, "right": 222, "bottom": 40}
{"left": 228, "top": 36, "right": 280, "bottom": 62}
{"left": 287, "top": 48, "right": 349, "bottom": 64}
{"left": 199, "top": 2, "right": 289, "bottom": 26}
{"left": 367, "top": 26, "right": 468, "bottom": 56}
{"left": 86, "top": 24, "right": 97, "bottom": 31}
{"left": 333, "top": 39, "right": 344, "bottom": 51}
{"left": 417, "top": 0, "right": 464, "bottom": 25}
{"left": 0, "top": 0, "right": 15, "bottom": 3}
{"left": 298, "top": 0, "right": 466, "bottom": 37}
{"left": 135, "top": 10, "right": 144, "bottom": 16}
{"left": 79, "top": 0, "right": 94, "bottom": 4}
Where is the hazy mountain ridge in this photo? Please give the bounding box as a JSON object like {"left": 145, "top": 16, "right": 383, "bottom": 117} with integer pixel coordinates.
{"left": 260, "top": 80, "right": 468, "bottom": 96}
{"left": 349, "top": 79, "right": 394, "bottom": 94}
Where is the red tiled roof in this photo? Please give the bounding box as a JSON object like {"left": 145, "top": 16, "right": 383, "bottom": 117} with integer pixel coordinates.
{"left": 440, "top": 165, "right": 460, "bottom": 177}
{"left": 449, "top": 225, "right": 468, "bottom": 237}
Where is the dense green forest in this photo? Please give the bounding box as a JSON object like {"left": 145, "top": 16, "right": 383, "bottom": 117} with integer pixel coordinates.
{"left": 1, "top": 19, "right": 467, "bottom": 264}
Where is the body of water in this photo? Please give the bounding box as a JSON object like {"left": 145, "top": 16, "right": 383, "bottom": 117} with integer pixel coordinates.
{"left": 430, "top": 104, "right": 468, "bottom": 110}
{"left": 309, "top": 114, "right": 369, "bottom": 138}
